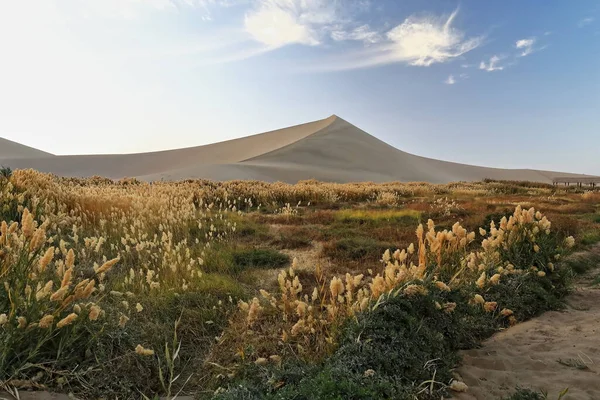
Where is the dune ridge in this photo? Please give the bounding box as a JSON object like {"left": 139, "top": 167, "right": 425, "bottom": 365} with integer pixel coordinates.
{"left": 0, "top": 115, "right": 595, "bottom": 183}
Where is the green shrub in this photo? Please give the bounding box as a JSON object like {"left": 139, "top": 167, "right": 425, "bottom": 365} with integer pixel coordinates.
{"left": 580, "top": 231, "right": 600, "bottom": 246}
{"left": 323, "top": 237, "right": 396, "bottom": 262}
{"left": 503, "top": 387, "right": 546, "bottom": 400}
{"left": 272, "top": 228, "right": 313, "bottom": 250}
{"left": 334, "top": 209, "right": 421, "bottom": 225}
{"left": 217, "top": 269, "right": 572, "bottom": 400}
{"left": 232, "top": 249, "right": 290, "bottom": 271}
{"left": 484, "top": 273, "right": 568, "bottom": 321}
{"left": 0, "top": 166, "right": 11, "bottom": 179}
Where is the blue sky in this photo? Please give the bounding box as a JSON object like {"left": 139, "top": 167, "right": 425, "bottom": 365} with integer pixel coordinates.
{"left": 0, "top": 0, "right": 598, "bottom": 174}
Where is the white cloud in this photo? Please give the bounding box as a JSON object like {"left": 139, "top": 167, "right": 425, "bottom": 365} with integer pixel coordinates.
{"left": 385, "top": 9, "right": 482, "bottom": 66}
{"left": 479, "top": 55, "right": 504, "bottom": 72}
{"left": 306, "top": 9, "right": 483, "bottom": 71}
{"left": 244, "top": 0, "right": 338, "bottom": 48}
{"left": 444, "top": 74, "right": 456, "bottom": 85}
{"left": 331, "top": 25, "right": 381, "bottom": 44}
{"left": 515, "top": 37, "right": 536, "bottom": 57}
{"left": 578, "top": 17, "right": 595, "bottom": 27}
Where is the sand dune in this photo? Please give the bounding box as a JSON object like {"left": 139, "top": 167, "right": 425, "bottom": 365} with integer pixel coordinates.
{"left": 0, "top": 138, "right": 54, "bottom": 159}
{"left": 0, "top": 115, "right": 594, "bottom": 183}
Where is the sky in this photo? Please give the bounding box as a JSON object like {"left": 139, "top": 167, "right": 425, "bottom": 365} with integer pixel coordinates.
{"left": 0, "top": 0, "right": 599, "bottom": 174}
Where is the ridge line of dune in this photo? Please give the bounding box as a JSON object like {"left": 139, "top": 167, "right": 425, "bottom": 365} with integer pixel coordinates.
{"left": 238, "top": 114, "right": 339, "bottom": 164}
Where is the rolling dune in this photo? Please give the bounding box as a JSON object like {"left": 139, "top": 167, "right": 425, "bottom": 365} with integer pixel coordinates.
{"left": 0, "top": 115, "right": 594, "bottom": 183}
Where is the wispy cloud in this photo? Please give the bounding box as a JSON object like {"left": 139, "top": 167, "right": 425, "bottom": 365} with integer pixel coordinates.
{"left": 385, "top": 9, "right": 483, "bottom": 66}
{"left": 479, "top": 55, "right": 504, "bottom": 72}
{"left": 307, "top": 9, "right": 483, "bottom": 71}
{"left": 515, "top": 37, "right": 536, "bottom": 56}
{"left": 444, "top": 74, "right": 456, "bottom": 85}
{"left": 331, "top": 25, "right": 382, "bottom": 44}
{"left": 578, "top": 17, "right": 595, "bottom": 27}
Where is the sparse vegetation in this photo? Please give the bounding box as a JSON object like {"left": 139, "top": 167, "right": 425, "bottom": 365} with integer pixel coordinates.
{"left": 503, "top": 387, "right": 570, "bottom": 400}
{"left": 0, "top": 169, "right": 597, "bottom": 398}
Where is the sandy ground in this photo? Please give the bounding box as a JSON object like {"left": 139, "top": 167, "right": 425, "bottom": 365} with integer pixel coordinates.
{"left": 1, "top": 115, "right": 593, "bottom": 183}
{"left": 0, "top": 392, "right": 71, "bottom": 400}
{"left": 455, "top": 263, "right": 600, "bottom": 399}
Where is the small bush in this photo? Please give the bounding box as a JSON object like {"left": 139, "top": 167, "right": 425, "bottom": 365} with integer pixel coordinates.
{"left": 0, "top": 166, "right": 12, "bottom": 179}
{"left": 323, "top": 237, "right": 396, "bottom": 262}
{"left": 503, "top": 387, "right": 546, "bottom": 400}
{"left": 484, "top": 273, "right": 568, "bottom": 321}
{"left": 232, "top": 249, "right": 290, "bottom": 271}
{"left": 580, "top": 231, "right": 600, "bottom": 246}
{"left": 272, "top": 227, "right": 313, "bottom": 249}
{"left": 334, "top": 209, "right": 421, "bottom": 225}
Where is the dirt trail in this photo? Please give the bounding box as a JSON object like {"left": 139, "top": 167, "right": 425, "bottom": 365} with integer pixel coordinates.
{"left": 455, "top": 257, "right": 600, "bottom": 400}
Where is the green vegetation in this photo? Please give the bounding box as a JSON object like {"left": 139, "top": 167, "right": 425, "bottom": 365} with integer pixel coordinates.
{"left": 334, "top": 208, "right": 421, "bottom": 224}
{"left": 0, "top": 169, "right": 597, "bottom": 399}
{"left": 323, "top": 237, "right": 397, "bottom": 262}
{"left": 232, "top": 248, "right": 290, "bottom": 271}
{"left": 503, "top": 387, "right": 569, "bottom": 400}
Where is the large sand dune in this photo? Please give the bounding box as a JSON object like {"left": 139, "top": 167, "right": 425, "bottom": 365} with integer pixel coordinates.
{"left": 0, "top": 115, "right": 594, "bottom": 183}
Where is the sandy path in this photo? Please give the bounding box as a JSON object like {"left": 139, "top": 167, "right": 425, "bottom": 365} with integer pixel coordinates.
{"left": 455, "top": 264, "right": 600, "bottom": 400}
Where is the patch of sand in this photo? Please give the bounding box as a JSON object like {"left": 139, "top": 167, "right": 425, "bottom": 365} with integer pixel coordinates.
{"left": 455, "top": 258, "right": 600, "bottom": 400}
{"left": 0, "top": 392, "right": 72, "bottom": 400}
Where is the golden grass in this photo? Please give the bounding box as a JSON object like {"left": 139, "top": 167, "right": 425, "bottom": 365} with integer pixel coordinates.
{"left": 0, "top": 169, "right": 595, "bottom": 397}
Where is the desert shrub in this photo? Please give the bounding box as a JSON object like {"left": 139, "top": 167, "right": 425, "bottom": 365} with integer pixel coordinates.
{"left": 484, "top": 272, "right": 569, "bottom": 321}
{"left": 0, "top": 166, "right": 12, "bottom": 179}
{"left": 580, "top": 231, "right": 600, "bottom": 246}
{"left": 323, "top": 237, "right": 396, "bottom": 261}
{"left": 480, "top": 209, "right": 513, "bottom": 233}
{"left": 503, "top": 388, "right": 546, "bottom": 400}
{"left": 271, "top": 227, "right": 313, "bottom": 250}
{"left": 232, "top": 249, "right": 290, "bottom": 271}
{"left": 561, "top": 250, "right": 600, "bottom": 275}
{"left": 334, "top": 209, "right": 421, "bottom": 225}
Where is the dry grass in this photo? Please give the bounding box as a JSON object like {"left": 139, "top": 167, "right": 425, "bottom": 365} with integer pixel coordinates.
{"left": 0, "top": 169, "right": 597, "bottom": 398}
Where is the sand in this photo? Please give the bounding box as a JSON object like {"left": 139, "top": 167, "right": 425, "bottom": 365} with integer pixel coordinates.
{"left": 0, "top": 138, "right": 54, "bottom": 159}
{"left": 1, "top": 115, "right": 595, "bottom": 183}
{"left": 455, "top": 254, "right": 600, "bottom": 400}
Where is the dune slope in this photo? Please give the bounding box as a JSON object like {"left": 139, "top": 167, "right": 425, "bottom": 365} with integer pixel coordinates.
{"left": 0, "top": 115, "right": 593, "bottom": 183}
{"left": 0, "top": 138, "right": 54, "bottom": 159}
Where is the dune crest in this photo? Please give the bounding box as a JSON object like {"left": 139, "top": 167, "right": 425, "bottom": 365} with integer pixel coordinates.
{"left": 0, "top": 115, "right": 595, "bottom": 183}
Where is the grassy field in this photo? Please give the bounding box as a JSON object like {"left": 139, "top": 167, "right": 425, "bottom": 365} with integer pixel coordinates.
{"left": 0, "top": 169, "right": 599, "bottom": 399}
